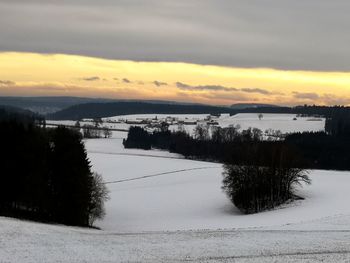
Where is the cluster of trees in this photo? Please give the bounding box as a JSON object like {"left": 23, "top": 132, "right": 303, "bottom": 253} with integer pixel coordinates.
{"left": 325, "top": 108, "right": 350, "bottom": 137}
{"left": 124, "top": 120, "right": 350, "bottom": 170}
{"left": 0, "top": 106, "right": 45, "bottom": 126}
{"left": 74, "top": 119, "right": 112, "bottom": 139}
{"left": 0, "top": 114, "right": 108, "bottom": 227}
{"left": 124, "top": 125, "right": 280, "bottom": 164}
{"left": 123, "top": 126, "right": 152, "bottom": 150}
{"left": 222, "top": 144, "right": 310, "bottom": 213}
{"left": 285, "top": 131, "right": 350, "bottom": 170}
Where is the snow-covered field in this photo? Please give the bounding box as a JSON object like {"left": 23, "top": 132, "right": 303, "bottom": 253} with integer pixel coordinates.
{"left": 2, "top": 215, "right": 350, "bottom": 262}
{"left": 91, "top": 151, "right": 350, "bottom": 232}
{"left": 86, "top": 133, "right": 350, "bottom": 233}
{"left": 3, "top": 114, "right": 350, "bottom": 262}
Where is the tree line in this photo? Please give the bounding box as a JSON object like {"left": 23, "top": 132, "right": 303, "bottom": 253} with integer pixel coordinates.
{"left": 74, "top": 118, "right": 112, "bottom": 139}
{"left": 0, "top": 111, "right": 108, "bottom": 227}
{"left": 124, "top": 119, "right": 350, "bottom": 171}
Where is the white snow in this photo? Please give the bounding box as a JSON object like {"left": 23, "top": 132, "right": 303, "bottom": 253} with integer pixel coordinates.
{"left": 2, "top": 215, "right": 350, "bottom": 262}
{"left": 84, "top": 134, "right": 182, "bottom": 159}
{"left": 90, "top": 150, "right": 350, "bottom": 232}
{"left": 2, "top": 113, "right": 349, "bottom": 262}
{"left": 222, "top": 113, "right": 325, "bottom": 134}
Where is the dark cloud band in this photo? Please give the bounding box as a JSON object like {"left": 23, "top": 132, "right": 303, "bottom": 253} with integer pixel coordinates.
{"left": 0, "top": 0, "right": 349, "bottom": 71}
{"left": 175, "top": 82, "right": 272, "bottom": 95}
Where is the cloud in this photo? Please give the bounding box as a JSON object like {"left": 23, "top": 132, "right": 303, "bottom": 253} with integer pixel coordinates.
{"left": 0, "top": 80, "right": 15, "bottom": 85}
{"left": 241, "top": 88, "right": 271, "bottom": 95}
{"left": 1, "top": 0, "right": 350, "bottom": 70}
{"left": 122, "top": 78, "right": 131, "bottom": 83}
{"left": 175, "top": 82, "right": 191, "bottom": 89}
{"left": 175, "top": 82, "right": 236, "bottom": 92}
{"left": 153, "top": 80, "right": 167, "bottom": 87}
{"left": 293, "top": 92, "right": 319, "bottom": 100}
{"left": 81, "top": 76, "right": 100, "bottom": 81}
{"left": 321, "top": 94, "right": 350, "bottom": 105}
{"left": 175, "top": 82, "right": 273, "bottom": 95}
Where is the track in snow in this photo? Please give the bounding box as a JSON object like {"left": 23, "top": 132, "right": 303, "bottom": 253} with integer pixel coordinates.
{"left": 88, "top": 150, "right": 186, "bottom": 160}
{"left": 104, "top": 166, "right": 221, "bottom": 184}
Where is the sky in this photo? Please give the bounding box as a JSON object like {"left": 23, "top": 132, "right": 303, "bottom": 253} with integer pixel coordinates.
{"left": 1, "top": 0, "right": 350, "bottom": 105}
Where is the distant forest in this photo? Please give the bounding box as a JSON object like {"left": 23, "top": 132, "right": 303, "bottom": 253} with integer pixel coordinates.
{"left": 49, "top": 101, "right": 237, "bottom": 120}
{"left": 49, "top": 101, "right": 350, "bottom": 120}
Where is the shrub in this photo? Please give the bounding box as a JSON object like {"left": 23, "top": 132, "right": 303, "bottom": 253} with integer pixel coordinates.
{"left": 123, "top": 126, "right": 151, "bottom": 150}
{"left": 88, "top": 172, "right": 110, "bottom": 226}
{"left": 222, "top": 144, "right": 311, "bottom": 214}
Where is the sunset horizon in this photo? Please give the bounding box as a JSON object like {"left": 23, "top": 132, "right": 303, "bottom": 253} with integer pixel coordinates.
{"left": 1, "top": 51, "right": 350, "bottom": 106}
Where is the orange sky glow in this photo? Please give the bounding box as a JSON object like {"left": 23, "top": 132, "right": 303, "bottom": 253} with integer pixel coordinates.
{"left": 1, "top": 52, "right": 350, "bottom": 106}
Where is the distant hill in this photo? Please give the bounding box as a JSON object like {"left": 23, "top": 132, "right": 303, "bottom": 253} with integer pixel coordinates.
{"left": 48, "top": 102, "right": 235, "bottom": 120}
{"left": 48, "top": 102, "right": 346, "bottom": 121}
{"left": 0, "top": 104, "right": 36, "bottom": 116}
{"left": 0, "top": 96, "right": 203, "bottom": 115}
{"left": 0, "top": 104, "right": 43, "bottom": 123}
{"left": 5, "top": 96, "right": 342, "bottom": 120}
{"left": 231, "top": 103, "right": 280, "bottom": 109}
{"left": 0, "top": 96, "right": 117, "bottom": 115}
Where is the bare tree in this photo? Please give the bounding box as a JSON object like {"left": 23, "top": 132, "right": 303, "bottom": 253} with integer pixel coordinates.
{"left": 88, "top": 172, "right": 110, "bottom": 226}
{"left": 222, "top": 145, "right": 310, "bottom": 214}
{"left": 93, "top": 118, "right": 103, "bottom": 128}
{"left": 102, "top": 127, "right": 112, "bottom": 138}
{"left": 194, "top": 124, "right": 209, "bottom": 140}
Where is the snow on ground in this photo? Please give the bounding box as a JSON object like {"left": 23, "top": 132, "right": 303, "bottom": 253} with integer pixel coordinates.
{"left": 84, "top": 132, "right": 182, "bottom": 159}
{"left": 84, "top": 132, "right": 349, "bottom": 233}
{"left": 3, "top": 115, "right": 349, "bottom": 262}
{"left": 89, "top": 149, "right": 350, "bottom": 232}
{"left": 221, "top": 113, "right": 325, "bottom": 134}
{"left": 2, "top": 215, "right": 350, "bottom": 262}
{"left": 170, "top": 113, "right": 325, "bottom": 135}
{"left": 2, "top": 150, "right": 350, "bottom": 262}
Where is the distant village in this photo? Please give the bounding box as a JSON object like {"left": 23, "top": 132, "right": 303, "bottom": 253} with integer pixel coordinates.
{"left": 104, "top": 114, "right": 227, "bottom": 126}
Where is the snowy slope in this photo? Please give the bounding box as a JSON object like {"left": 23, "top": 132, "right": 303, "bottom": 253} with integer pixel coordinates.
{"left": 221, "top": 113, "right": 325, "bottom": 133}
{"left": 3, "top": 115, "right": 349, "bottom": 262}
{"left": 89, "top": 150, "right": 350, "bottom": 232}
{"left": 85, "top": 135, "right": 182, "bottom": 159}
{"left": 82, "top": 135, "right": 350, "bottom": 233}
{"left": 2, "top": 214, "right": 350, "bottom": 262}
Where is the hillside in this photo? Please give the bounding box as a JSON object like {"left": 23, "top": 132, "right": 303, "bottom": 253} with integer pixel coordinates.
{"left": 0, "top": 96, "right": 117, "bottom": 115}
{"left": 49, "top": 101, "right": 350, "bottom": 121}
{"left": 48, "top": 101, "right": 235, "bottom": 120}
{"left": 0, "top": 96, "right": 205, "bottom": 115}
{"left": 2, "top": 127, "right": 350, "bottom": 261}
{"left": 2, "top": 214, "right": 350, "bottom": 262}
{"left": 231, "top": 103, "right": 280, "bottom": 109}
{"left": 0, "top": 104, "right": 43, "bottom": 123}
